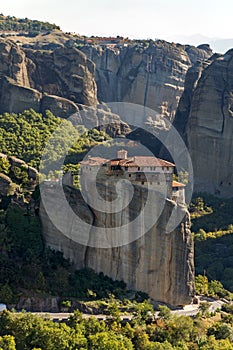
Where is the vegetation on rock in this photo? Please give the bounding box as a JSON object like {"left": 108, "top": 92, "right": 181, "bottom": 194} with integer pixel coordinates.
{"left": 190, "top": 194, "right": 233, "bottom": 292}
{"left": 0, "top": 13, "right": 60, "bottom": 34}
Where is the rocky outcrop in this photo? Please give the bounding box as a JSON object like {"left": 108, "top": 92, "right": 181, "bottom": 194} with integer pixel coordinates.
{"left": 0, "top": 39, "right": 131, "bottom": 133}
{"left": 174, "top": 50, "right": 233, "bottom": 196}
{"left": 41, "top": 95, "right": 80, "bottom": 118}
{"left": 80, "top": 41, "right": 213, "bottom": 120}
{"left": 26, "top": 47, "right": 97, "bottom": 106}
{"left": 0, "top": 76, "right": 42, "bottom": 113}
{"left": 77, "top": 103, "right": 131, "bottom": 135}
{"left": 0, "top": 39, "right": 30, "bottom": 87}
{"left": 185, "top": 44, "right": 213, "bottom": 65}
{"left": 0, "top": 39, "right": 98, "bottom": 117}
{"left": 40, "top": 181, "right": 195, "bottom": 306}
{"left": 0, "top": 153, "right": 38, "bottom": 196}
{"left": 0, "top": 173, "right": 12, "bottom": 195}
{"left": 16, "top": 296, "right": 59, "bottom": 312}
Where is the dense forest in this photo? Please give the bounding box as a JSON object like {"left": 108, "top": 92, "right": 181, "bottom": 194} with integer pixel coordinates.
{"left": 0, "top": 14, "right": 59, "bottom": 33}
{"left": 0, "top": 109, "right": 108, "bottom": 177}
{"left": 1, "top": 303, "right": 233, "bottom": 349}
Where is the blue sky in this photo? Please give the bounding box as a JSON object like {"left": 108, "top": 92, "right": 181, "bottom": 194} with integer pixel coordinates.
{"left": 1, "top": 0, "right": 232, "bottom": 40}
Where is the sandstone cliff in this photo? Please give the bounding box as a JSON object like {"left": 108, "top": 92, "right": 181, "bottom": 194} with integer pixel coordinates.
{"left": 0, "top": 39, "right": 131, "bottom": 131}
{"left": 0, "top": 39, "right": 98, "bottom": 117}
{"left": 80, "top": 41, "right": 212, "bottom": 120}
{"left": 40, "top": 182, "right": 195, "bottom": 306}
{"left": 0, "top": 37, "right": 213, "bottom": 133}
{"left": 174, "top": 50, "right": 233, "bottom": 196}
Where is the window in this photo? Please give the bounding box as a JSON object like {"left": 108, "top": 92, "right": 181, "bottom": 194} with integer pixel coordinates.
{"left": 129, "top": 174, "right": 131, "bottom": 177}
{"left": 138, "top": 167, "right": 140, "bottom": 171}
{"left": 142, "top": 181, "right": 144, "bottom": 185}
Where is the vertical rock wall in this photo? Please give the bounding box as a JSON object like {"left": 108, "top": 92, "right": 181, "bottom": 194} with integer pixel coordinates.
{"left": 174, "top": 50, "right": 233, "bottom": 196}
{"left": 40, "top": 182, "right": 195, "bottom": 306}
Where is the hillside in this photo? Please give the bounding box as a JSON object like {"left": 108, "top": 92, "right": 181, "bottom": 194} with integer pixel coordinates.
{"left": 0, "top": 13, "right": 60, "bottom": 33}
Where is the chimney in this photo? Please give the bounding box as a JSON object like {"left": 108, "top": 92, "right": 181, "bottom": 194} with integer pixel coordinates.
{"left": 117, "top": 149, "right": 128, "bottom": 159}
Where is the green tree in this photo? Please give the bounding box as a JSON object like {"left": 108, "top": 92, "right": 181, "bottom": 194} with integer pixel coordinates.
{"left": 0, "top": 335, "right": 16, "bottom": 350}
{"left": 198, "top": 302, "right": 210, "bottom": 318}
{"left": 195, "top": 275, "right": 209, "bottom": 295}
{"left": 145, "top": 341, "right": 174, "bottom": 349}
{"left": 166, "top": 315, "right": 194, "bottom": 345}
{"left": 89, "top": 331, "right": 133, "bottom": 350}
{"left": 208, "top": 280, "right": 225, "bottom": 297}
{"left": 0, "top": 158, "right": 10, "bottom": 175}
{"left": 158, "top": 305, "right": 172, "bottom": 320}
{"left": 207, "top": 322, "right": 233, "bottom": 342}
{"left": 0, "top": 284, "right": 14, "bottom": 304}
{"left": 133, "top": 300, "right": 154, "bottom": 324}
{"left": 107, "top": 299, "right": 121, "bottom": 323}
{"left": 34, "top": 272, "right": 46, "bottom": 291}
{"left": 201, "top": 335, "right": 233, "bottom": 350}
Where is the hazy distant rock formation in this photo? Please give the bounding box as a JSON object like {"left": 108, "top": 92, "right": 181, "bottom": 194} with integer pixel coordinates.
{"left": 80, "top": 41, "right": 212, "bottom": 120}
{"left": 40, "top": 182, "right": 195, "bottom": 306}
{"left": 174, "top": 50, "right": 233, "bottom": 196}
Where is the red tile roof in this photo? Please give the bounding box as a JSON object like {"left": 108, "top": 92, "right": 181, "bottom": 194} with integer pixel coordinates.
{"left": 108, "top": 156, "right": 174, "bottom": 168}
{"left": 172, "top": 181, "right": 186, "bottom": 188}
{"left": 80, "top": 156, "right": 175, "bottom": 168}
{"left": 80, "top": 157, "right": 107, "bottom": 166}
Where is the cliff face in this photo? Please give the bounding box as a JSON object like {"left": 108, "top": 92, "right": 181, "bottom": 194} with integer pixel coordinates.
{"left": 40, "top": 181, "right": 195, "bottom": 306}
{"left": 0, "top": 38, "right": 213, "bottom": 133}
{"left": 0, "top": 39, "right": 132, "bottom": 132}
{"left": 0, "top": 39, "right": 98, "bottom": 117}
{"left": 174, "top": 50, "right": 233, "bottom": 196}
{"left": 25, "top": 47, "right": 97, "bottom": 106}
{"left": 80, "top": 41, "right": 212, "bottom": 120}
